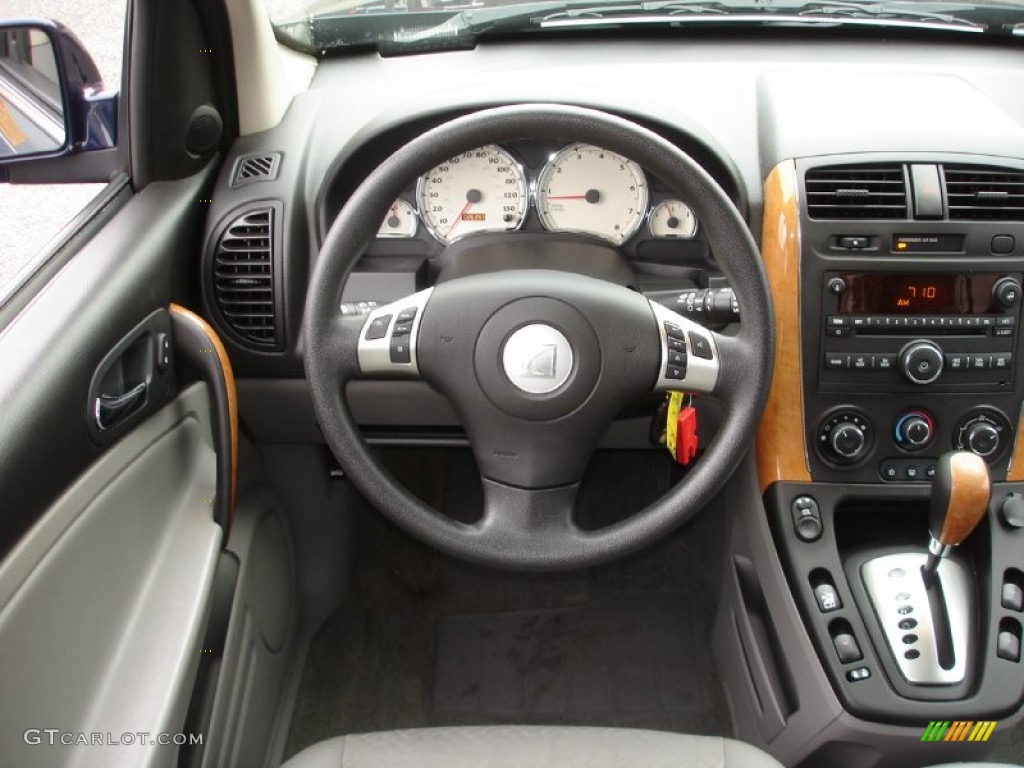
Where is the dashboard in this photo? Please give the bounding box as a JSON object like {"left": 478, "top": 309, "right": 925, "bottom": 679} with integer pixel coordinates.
{"left": 194, "top": 28, "right": 1024, "bottom": 767}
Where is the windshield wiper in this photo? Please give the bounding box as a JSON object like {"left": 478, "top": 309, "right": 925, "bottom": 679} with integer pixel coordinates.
{"left": 287, "top": 0, "right": 1010, "bottom": 54}
{"left": 539, "top": 0, "right": 986, "bottom": 32}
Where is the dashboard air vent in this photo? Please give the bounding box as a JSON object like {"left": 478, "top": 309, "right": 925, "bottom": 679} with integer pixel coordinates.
{"left": 944, "top": 165, "right": 1024, "bottom": 221}
{"left": 231, "top": 153, "right": 281, "bottom": 187}
{"left": 805, "top": 165, "right": 907, "bottom": 220}
{"left": 213, "top": 208, "right": 277, "bottom": 346}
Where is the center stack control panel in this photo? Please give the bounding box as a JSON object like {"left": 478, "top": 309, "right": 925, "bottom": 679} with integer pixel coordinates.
{"left": 797, "top": 156, "right": 1024, "bottom": 484}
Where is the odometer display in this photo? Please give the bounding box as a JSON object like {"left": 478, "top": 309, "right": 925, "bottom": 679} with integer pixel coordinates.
{"left": 416, "top": 145, "right": 527, "bottom": 244}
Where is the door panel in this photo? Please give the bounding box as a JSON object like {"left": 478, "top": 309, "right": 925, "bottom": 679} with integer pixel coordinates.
{"left": 0, "top": 383, "right": 222, "bottom": 768}
{"left": 0, "top": 168, "right": 214, "bottom": 557}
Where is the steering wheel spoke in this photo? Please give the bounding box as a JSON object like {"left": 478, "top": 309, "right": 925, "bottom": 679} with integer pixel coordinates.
{"left": 355, "top": 287, "right": 434, "bottom": 378}
{"left": 648, "top": 301, "right": 721, "bottom": 395}
{"left": 478, "top": 479, "right": 582, "bottom": 547}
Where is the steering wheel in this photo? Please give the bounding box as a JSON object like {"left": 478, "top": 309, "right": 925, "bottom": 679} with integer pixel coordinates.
{"left": 304, "top": 105, "right": 773, "bottom": 571}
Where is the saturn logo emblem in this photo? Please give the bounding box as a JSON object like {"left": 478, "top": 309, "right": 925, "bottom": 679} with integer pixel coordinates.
{"left": 502, "top": 324, "right": 574, "bottom": 394}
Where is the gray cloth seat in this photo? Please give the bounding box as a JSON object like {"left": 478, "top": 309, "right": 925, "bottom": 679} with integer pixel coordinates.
{"left": 280, "top": 726, "right": 785, "bottom": 768}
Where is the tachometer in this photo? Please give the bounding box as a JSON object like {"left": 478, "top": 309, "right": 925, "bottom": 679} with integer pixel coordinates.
{"left": 537, "top": 144, "right": 648, "bottom": 245}
{"left": 416, "top": 145, "right": 527, "bottom": 244}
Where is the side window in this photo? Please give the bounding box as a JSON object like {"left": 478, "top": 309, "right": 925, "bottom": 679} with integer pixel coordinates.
{"left": 0, "top": 1, "right": 126, "bottom": 297}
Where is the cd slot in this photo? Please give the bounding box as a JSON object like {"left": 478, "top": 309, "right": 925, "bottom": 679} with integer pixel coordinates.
{"left": 856, "top": 326, "right": 989, "bottom": 337}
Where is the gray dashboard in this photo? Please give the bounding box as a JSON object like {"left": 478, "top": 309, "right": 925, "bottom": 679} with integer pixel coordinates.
{"left": 201, "top": 33, "right": 1024, "bottom": 437}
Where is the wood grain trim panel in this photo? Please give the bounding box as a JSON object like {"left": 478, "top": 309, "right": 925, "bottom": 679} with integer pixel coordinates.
{"left": 756, "top": 160, "right": 811, "bottom": 492}
{"left": 938, "top": 452, "right": 991, "bottom": 545}
{"left": 169, "top": 303, "right": 238, "bottom": 517}
{"left": 1007, "top": 405, "right": 1024, "bottom": 480}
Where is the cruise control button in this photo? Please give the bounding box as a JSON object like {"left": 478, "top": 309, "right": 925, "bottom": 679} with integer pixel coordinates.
{"left": 688, "top": 332, "right": 713, "bottom": 359}
{"left": 392, "top": 322, "right": 412, "bottom": 337}
{"left": 365, "top": 314, "right": 392, "bottom": 340}
{"left": 396, "top": 307, "right": 418, "bottom": 324}
{"left": 665, "top": 364, "right": 686, "bottom": 380}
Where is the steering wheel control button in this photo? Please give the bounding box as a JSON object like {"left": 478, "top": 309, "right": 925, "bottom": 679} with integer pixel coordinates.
{"left": 791, "top": 496, "right": 823, "bottom": 542}
{"left": 365, "top": 314, "right": 392, "bottom": 340}
{"left": 390, "top": 337, "right": 412, "bottom": 364}
{"left": 833, "top": 633, "right": 863, "bottom": 664}
{"left": 664, "top": 321, "right": 684, "bottom": 340}
{"left": 501, "top": 324, "right": 574, "bottom": 395}
{"left": 688, "top": 331, "right": 713, "bottom": 360}
{"left": 396, "top": 307, "right": 418, "bottom": 324}
{"left": 1002, "top": 583, "right": 1024, "bottom": 612}
{"left": 814, "top": 582, "right": 842, "bottom": 613}
{"left": 668, "top": 349, "right": 686, "bottom": 366}
{"left": 392, "top": 322, "right": 412, "bottom": 337}
{"left": 665, "top": 365, "right": 686, "bottom": 381}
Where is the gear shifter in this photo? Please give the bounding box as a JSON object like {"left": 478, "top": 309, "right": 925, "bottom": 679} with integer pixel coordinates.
{"left": 922, "top": 451, "right": 991, "bottom": 586}
{"left": 860, "top": 451, "right": 990, "bottom": 685}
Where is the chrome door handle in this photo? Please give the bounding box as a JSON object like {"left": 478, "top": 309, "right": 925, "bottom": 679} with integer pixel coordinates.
{"left": 94, "top": 381, "right": 148, "bottom": 431}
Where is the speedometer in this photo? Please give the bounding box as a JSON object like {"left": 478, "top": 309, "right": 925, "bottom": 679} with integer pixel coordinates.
{"left": 537, "top": 144, "right": 648, "bottom": 245}
{"left": 416, "top": 145, "right": 527, "bottom": 244}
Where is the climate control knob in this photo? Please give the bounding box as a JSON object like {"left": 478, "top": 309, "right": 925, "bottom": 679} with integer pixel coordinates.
{"left": 831, "top": 422, "right": 867, "bottom": 459}
{"left": 899, "top": 340, "right": 944, "bottom": 385}
{"left": 894, "top": 410, "right": 934, "bottom": 450}
{"left": 954, "top": 409, "right": 1011, "bottom": 462}
{"left": 819, "top": 410, "right": 873, "bottom": 465}
{"left": 965, "top": 421, "right": 1001, "bottom": 458}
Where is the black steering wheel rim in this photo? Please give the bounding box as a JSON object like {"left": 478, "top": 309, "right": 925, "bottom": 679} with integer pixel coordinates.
{"left": 304, "top": 104, "right": 774, "bottom": 571}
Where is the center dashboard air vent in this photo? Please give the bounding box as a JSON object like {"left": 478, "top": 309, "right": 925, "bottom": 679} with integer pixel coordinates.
{"left": 805, "top": 165, "right": 908, "bottom": 220}
{"left": 212, "top": 206, "right": 279, "bottom": 348}
{"left": 944, "top": 165, "right": 1024, "bottom": 221}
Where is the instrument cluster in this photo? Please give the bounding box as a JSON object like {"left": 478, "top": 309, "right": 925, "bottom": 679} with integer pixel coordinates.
{"left": 375, "top": 142, "right": 699, "bottom": 246}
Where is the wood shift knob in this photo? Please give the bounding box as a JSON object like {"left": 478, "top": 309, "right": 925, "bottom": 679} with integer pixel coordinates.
{"left": 930, "top": 451, "right": 991, "bottom": 547}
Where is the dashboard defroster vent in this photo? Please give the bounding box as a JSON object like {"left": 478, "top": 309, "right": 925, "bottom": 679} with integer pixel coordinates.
{"left": 805, "top": 165, "right": 908, "bottom": 220}
{"left": 231, "top": 153, "right": 281, "bottom": 187}
{"left": 944, "top": 165, "right": 1024, "bottom": 221}
{"left": 213, "top": 207, "right": 278, "bottom": 347}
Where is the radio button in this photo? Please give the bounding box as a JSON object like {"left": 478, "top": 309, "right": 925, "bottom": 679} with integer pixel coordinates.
{"left": 980, "top": 317, "right": 995, "bottom": 328}
{"left": 996, "top": 316, "right": 1016, "bottom": 327}
{"left": 827, "top": 316, "right": 849, "bottom": 327}
{"left": 994, "top": 327, "right": 1015, "bottom": 337}
{"left": 825, "top": 354, "right": 849, "bottom": 370}
{"left": 851, "top": 355, "right": 870, "bottom": 370}
{"left": 828, "top": 327, "right": 852, "bottom": 338}
{"left": 899, "top": 340, "right": 945, "bottom": 384}
{"left": 945, "top": 353, "right": 967, "bottom": 371}
{"left": 873, "top": 354, "right": 896, "bottom": 371}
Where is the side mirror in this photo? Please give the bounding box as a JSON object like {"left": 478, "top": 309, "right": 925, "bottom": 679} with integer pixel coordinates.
{"left": 0, "top": 19, "right": 116, "bottom": 171}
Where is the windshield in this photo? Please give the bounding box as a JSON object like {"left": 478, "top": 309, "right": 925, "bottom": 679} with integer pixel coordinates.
{"left": 265, "top": 0, "right": 1024, "bottom": 54}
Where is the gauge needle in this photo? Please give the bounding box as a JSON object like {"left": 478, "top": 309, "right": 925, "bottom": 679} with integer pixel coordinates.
{"left": 447, "top": 199, "right": 472, "bottom": 239}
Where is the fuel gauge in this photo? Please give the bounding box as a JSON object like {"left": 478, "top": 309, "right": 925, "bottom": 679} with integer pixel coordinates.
{"left": 377, "top": 198, "right": 418, "bottom": 238}
{"left": 649, "top": 200, "right": 697, "bottom": 239}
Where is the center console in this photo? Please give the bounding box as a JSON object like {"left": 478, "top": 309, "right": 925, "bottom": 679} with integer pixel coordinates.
{"left": 715, "top": 156, "right": 1024, "bottom": 768}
